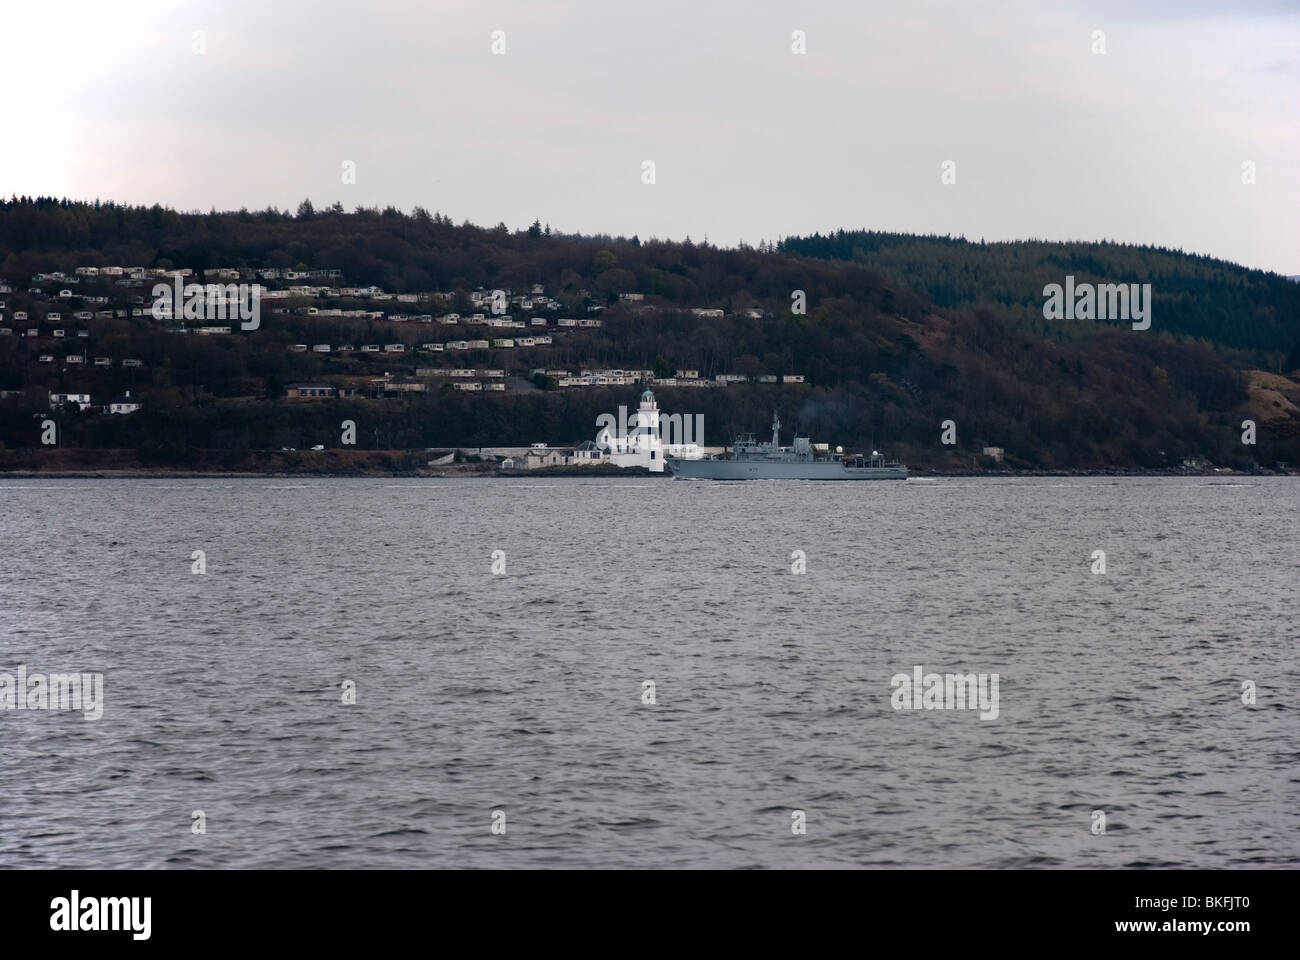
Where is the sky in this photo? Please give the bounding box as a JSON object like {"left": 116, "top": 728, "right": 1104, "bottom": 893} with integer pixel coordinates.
{"left": 1, "top": 0, "right": 1296, "bottom": 273}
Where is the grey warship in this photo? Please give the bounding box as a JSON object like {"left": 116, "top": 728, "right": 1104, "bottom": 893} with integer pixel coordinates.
{"left": 666, "top": 412, "right": 907, "bottom": 480}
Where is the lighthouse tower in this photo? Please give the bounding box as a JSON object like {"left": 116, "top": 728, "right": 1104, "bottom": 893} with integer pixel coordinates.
{"left": 630, "top": 388, "right": 662, "bottom": 460}
{"left": 595, "top": 388, "right": 665, "bottom": 472}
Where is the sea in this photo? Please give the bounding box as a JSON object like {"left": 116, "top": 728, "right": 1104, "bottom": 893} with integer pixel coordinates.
{"left": 1, "top": 476, "right": 1297, "bottom": 868}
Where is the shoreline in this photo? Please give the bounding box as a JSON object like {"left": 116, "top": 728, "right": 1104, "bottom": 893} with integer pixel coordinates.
{"left": 0, "top": 468, "right": 1289, "bottom": 480}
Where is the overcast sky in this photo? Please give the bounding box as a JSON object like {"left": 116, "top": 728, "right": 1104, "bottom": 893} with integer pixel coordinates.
{"left": 2, "top": 0, "right": 1295, "bottom": 273}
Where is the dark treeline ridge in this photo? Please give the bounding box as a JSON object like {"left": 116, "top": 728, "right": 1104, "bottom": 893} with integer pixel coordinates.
{"left": 1, "top": 196, "right": 1298, "bottom": 471}
{"left": 779, "top": 229, "right": 1300, "bottom": 360}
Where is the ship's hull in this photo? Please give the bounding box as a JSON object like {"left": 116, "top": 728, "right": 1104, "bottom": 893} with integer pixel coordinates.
{"left": 666, "top": 458, "right": 907, "bottom": 480}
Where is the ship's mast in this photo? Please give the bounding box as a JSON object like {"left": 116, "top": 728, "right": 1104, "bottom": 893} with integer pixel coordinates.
{"left": 771, "top": 410, "right": 780, "bottom": 447}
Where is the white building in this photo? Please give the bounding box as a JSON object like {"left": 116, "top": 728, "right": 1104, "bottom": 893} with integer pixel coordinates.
{"left": 569, "top": 440, "right": 604, "bottom": 463}
{"left": 50, "top": 392, "right": 92, "bottom": 410}
{"left": 521, "top": 445, "right": 566, "bottom": 468}
{"left": 109, "top": 391, "right": 141, "bottom": 414}
{"left": 595, "top": 389, "right": 669, "bottom": 472}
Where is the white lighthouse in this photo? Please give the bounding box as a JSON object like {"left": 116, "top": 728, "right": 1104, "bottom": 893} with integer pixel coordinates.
{"left": 596, "top": 388, "right": 665, "bottom": 472}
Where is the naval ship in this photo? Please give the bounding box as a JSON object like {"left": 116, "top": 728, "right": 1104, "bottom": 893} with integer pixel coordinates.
{"left": 665, "top": 412, "right": 907, "bottom": 480}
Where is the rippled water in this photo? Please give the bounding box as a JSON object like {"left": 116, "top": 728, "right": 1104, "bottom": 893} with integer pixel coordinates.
{"left": 1, "top": 476, "right": 1297, "bottom": 868}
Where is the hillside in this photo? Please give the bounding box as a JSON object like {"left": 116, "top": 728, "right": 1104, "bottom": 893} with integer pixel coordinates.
{"left": 1, "top": 197, "right": 1298, "bottom": 472}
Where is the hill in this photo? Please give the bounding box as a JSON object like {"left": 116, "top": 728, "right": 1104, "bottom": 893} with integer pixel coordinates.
{"left": 1, "top": 196, "right": 1297, "bottom": 472}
